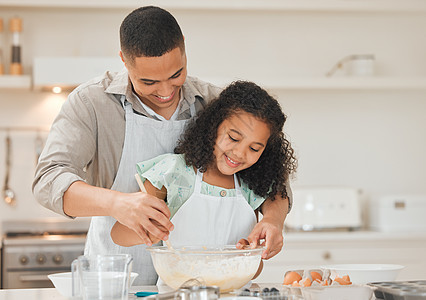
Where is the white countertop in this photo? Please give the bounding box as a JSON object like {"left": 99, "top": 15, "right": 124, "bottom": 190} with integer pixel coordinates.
{"left": 0, "top": 285, "right": 159, "bottom": 300}
{"left": 0, "top": 285, "right": 382, "bottom": 300}
{"left": 2, "top": 229, "right": 426, "bottom": 250}
{"left": 284, "top": 230, "right": 426, "bottom": 242}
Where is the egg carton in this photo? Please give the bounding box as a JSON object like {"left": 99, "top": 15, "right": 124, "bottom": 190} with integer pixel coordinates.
{"left": 368, "top": 280, "right": 426, "bottom": 300}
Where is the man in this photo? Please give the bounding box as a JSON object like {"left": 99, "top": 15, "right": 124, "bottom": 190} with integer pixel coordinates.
{"left": 33, "top": 6, "right": 291, "bottom": 285}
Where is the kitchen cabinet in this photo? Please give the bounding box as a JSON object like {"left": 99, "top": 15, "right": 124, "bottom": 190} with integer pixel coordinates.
{"left": 2, "top": 76, "right": 426, "bottom": 92}
{"left": 255, "top": 231, "right": 426, "bottom": 283}
{"left": 0, "top": 75, "right": 31, "bottom": 89}
{"left": 208, "top": 77, "right": 426, "bottom": 91}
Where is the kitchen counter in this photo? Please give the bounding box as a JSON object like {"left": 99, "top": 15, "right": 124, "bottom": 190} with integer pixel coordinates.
{"left": 0, "top": 285, "right": 160, "bottom": 300}
{"left": 0, "top": 285, "right": 386, "bottom": 300}
{"left": 284, "top": 230, "right": 426, "bottom": 242}
{"left": 0, "top": 285, "right": 382, "bottom": 300}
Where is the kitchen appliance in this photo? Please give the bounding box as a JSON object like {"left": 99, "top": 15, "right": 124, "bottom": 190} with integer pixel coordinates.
{"left": 368, "top": 195, "right": 426, "bottom": 232}
{"left": 285, "top": 187, "right": 362, "bottom": 231}
{"left": 1, "top": 218, "right": 90, "bottom": 289}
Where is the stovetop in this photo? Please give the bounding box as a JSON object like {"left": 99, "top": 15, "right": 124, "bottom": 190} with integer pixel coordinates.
{"left": 5, "top": 231, "right": 88, "bottom": 238}
{"left": 1, "top": 217, "right": 91, "bottom": 236}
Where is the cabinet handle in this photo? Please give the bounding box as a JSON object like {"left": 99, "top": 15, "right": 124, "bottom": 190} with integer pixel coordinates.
{"left": 322, "top": 251, "right": 331, "bottom": 260}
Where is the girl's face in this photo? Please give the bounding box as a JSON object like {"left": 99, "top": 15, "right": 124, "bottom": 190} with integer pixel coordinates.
{"left": 213, "top": 111, "right": 271, "bottom": 176}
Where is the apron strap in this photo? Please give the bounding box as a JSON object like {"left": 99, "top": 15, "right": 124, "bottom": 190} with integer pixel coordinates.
{"left": 189, "top": 101, "right": 196, "bottom": 118}
{"left": 194, "top": 169, "right": 204, "bottom": 194}
{"left": 120, "top": 95, "right": 134, "bottom": 116}
{"left": 233, "top": 174, "right": 243, "bottom": 197}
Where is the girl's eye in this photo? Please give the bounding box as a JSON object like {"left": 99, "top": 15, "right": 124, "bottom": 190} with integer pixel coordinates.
{"left": 250, "top": 147, "right": 260, "bottom": 152}
{"left": 228, "top": 135, "right": 238, "bottom": 142}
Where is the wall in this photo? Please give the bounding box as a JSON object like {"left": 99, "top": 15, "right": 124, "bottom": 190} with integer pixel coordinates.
{"left": 0, "top": 5, "right": 425, "bottom": 225}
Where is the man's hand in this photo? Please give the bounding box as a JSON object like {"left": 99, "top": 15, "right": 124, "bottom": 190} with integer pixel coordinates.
{"left": 63, "top": 181, "right": 173, "bottom": 246}
{"left": 247, "top": 197, "right": 289, "bottom": 259}
{"left": 111, "top": 191, "right": 173, "bottom": 246}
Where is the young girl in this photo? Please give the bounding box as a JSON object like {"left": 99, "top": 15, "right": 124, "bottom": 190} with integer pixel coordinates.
{"left": 111, "top": 80, "right": 296, "bottom": 253}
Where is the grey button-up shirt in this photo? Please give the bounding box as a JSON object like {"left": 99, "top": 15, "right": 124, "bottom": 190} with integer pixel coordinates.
{"left": 32, "top": 69, "right": 222, "bottom": 217}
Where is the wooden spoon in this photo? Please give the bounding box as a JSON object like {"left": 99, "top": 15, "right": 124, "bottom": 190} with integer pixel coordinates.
{"left": 134, "top": 174, "right": 174, "bottom": 250}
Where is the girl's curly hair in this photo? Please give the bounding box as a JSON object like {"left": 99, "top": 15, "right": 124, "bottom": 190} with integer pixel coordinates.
{"left": 175, "top": 81, "right": 297, "bottom": 200}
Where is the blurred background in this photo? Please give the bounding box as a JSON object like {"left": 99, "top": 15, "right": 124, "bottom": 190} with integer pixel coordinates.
{"left": 0, "top": 0, "right": 425, "bottom": 288}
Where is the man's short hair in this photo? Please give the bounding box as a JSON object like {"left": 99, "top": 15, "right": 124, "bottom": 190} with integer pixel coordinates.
{"left": 120, "top": 6, "right": 185, "bottom": 61}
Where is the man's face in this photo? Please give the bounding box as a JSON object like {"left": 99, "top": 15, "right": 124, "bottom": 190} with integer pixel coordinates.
{"left": 121, "top": 47, "right": 187, "bottom": 119}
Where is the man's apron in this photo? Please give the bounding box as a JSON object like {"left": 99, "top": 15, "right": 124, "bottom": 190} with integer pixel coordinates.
{"left": 84, "top": 95, "right": 195, "bottom": 285}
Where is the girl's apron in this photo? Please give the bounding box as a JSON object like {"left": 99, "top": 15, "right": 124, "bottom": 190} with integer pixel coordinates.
{"left": 157, "top": 170, "right": 258, "bottom": 286}
{"left": 84, "top": 95, "right": 195, "bottom": 285}
{"left": 169, "top": 170, "right": 257, "bottom": 246}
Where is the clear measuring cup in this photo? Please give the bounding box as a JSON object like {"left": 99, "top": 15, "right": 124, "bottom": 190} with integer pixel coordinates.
{"left": 72, "top": 254, "right": 133, "bottom": 300}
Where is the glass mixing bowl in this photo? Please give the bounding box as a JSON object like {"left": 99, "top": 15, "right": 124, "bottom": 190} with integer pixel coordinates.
{"left": 147, "top": 245, "right": 263, "bottom": 292}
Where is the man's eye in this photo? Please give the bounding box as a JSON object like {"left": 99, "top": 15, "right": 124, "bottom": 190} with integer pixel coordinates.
{"left": 171, "top": 72, "right": 181, "bottom": 79}
{"left": 143, "top": 82, "right": 155, "bottom": 86}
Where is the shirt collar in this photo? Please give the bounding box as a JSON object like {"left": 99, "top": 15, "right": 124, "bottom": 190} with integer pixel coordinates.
{"left": 134, "top": 90, "right": 184, "bottom": 121}
{"left": 105, "top": 70, "right": 203, "bottom": 117}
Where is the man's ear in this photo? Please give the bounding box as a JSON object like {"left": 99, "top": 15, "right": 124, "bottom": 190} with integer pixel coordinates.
{"left": 119, "top": 51, "right": 126, "bottom": 65}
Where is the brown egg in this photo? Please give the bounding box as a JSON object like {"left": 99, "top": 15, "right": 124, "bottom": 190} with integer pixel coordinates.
{"left": 300, "top": 277, "right": 312, "bottom": 287}
{"left": 311, "top": 271, "right": 322, "bottom": 282}
{"left": 283, "top": 271, "right": 302, "bottom": 285}
{"left": 321, "top": 280, "right": 329, "bottom": 286}
{"left": 334, "top": 276, "right": 352, "bottom": 285}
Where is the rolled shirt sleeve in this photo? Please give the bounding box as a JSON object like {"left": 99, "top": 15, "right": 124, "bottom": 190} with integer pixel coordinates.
{"left": 32, "top": 87, "right": 97, "bottom": 217}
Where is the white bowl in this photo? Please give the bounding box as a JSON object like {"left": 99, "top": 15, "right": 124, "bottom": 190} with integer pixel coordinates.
{"left": 321, "top": 264, "right": 404, "bottom": 284}
{"left": 48, "top": 271, "right": 139, "bottom": 298}
{"left": 147, "top": 245, "right": 263, "bottom": 292}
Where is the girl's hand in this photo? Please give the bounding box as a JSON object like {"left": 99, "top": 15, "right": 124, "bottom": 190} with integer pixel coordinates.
{"left": 247, "top": 217, "right": 283, "bottom": 259}
{"left": 236, "top": 238, "right": 250, "bottom": 249}
{"left": 247, "top": 197, "right": 288, "bottom": 259}
{"left": 235, "top": 238, "right": 263, "bottom": 279}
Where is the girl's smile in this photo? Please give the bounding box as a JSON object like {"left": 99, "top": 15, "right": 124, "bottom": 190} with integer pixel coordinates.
{"left": 211, "top": 111, "right": 271, "bottom": 177}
